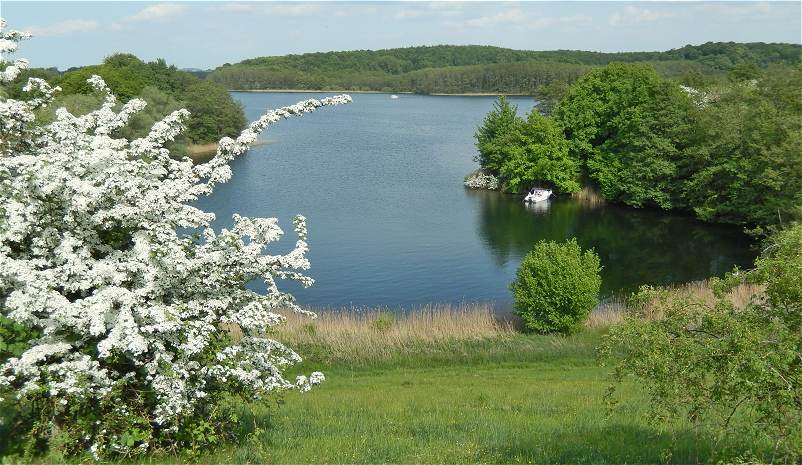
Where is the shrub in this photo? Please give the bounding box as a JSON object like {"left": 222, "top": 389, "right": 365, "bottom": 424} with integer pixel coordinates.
{"left": 0, "top": 22, "right": 350, "bottom": 459}
{"left": 463, "top": 170, "right": 500, "bottom": 190}
{"left": 600, "top": 224, "right": 802, "bottom": 461}
{"left": 510, "top": 239, "right": 601, "bottom": 333}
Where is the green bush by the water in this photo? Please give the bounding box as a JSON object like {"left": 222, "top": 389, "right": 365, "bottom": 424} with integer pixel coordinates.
{"left": 474, "top": 97, "right": 580, "bottom": 194}
{"left": 511, "top": 239, "right": 602, "bottom": 334}
{"left": 555, "top": 63, "right": 802, "bottom": 227}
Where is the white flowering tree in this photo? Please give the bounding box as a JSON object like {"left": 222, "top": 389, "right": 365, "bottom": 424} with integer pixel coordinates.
{"left": 0, "top": 20, "right": 350, "bottom": 458}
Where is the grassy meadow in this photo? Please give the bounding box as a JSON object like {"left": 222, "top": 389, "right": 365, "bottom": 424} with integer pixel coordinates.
{"left": 18, "top": 284, "right": 769, "bottom": 465}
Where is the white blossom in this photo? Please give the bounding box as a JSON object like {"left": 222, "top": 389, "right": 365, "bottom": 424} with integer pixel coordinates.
{"left": 679, "top": 84, "right": 712, "bottom": 108}
{"left": 0, "top": 19, "right": 351, "bottom": 455}
{"left": 464, "top": 170, "right": 500, "bottom": 190}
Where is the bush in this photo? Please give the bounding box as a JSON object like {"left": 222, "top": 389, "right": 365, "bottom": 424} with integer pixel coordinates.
{"left": 600, "top": 224, "right": 802, "bottom": 461}
{"left": 463, "top": 169, "right": 500, "bottom": 190}
{"left": 0, "top": 25, "right": 350, "bottom": 459}
{"left": 510, "top": 239, "right": 601, "bottom": 333}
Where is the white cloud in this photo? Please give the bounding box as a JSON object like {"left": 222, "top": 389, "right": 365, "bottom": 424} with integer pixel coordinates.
{"left": 694, "top": 2, "right": 778, "bottom": 18}
{"left": 207, "top": 3, "right": 258, "bottom": 14}
{"left": 27, "top": 19, "right": 98, "bottom": 37}
{"left": 466, "top": 8, "right": 527, "bottom": 27}
{"left": 609, "top": 6, "right": 674, "bottom": 26}
{"left": 268, "top": 4, "right": 321, "bottom": 17}
{"left": 463, "top": 8, "right": 590, "bottom": 31}
{"left": 124, "top": 3, "right": 186, "bottom": 22}
{"left": 394, "top": 2, "right": 466, "bottom": 20}
{"left": 204, "top": 3, "right": 321, "bottom": 16}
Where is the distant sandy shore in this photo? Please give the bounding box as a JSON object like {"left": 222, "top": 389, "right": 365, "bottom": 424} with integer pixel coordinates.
{"left": 230, "top": 89, "right": 534, "bottom": 97}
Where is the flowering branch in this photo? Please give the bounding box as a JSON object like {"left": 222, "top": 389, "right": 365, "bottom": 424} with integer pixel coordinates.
{"left": 0, "top": 18, "right": 351, "bottom": 457}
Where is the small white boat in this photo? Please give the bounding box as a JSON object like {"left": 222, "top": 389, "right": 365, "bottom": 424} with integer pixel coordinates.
{"left": 390, "top": 94, "right": 399, "bottom": 99}
{"left": 524, "top": 188, "right": 552, "bottom": 203}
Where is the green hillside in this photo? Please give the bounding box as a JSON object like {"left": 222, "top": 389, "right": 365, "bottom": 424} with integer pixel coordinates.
{"left": 2, "top": 54, "right": 246, "bottom": 146}
{"left": 207, "top": 42, "right": 802, "bottom": 94}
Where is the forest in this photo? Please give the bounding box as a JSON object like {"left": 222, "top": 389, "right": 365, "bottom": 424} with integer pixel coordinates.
{"left": 0, "top": 54, "right": 246, "bottom": 147}
{"left": 470, "top": 62, "right": 802, "bottom": 229}
{"left": 206, "top": 42, "right": 802, "bottom": 94}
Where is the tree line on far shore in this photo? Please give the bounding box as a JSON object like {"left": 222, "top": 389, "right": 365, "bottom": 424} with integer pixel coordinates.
{"left": 205, "top": 42, "right": 801, "bottom": 94}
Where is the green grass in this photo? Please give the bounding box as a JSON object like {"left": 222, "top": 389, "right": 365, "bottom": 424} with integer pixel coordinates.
{"left": 12, "top": 331, "right": 766, "bottom": 465}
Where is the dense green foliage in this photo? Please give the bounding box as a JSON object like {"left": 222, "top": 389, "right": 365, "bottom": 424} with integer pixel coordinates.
{"left": 474, "top": 96, "right": 520, "bottom": 174}
{"left": 555, "top": 64, "right": 696, "bottom": 209}
{"left": 681, "top": 66, "right": 802, "bottom": 226}
{"left": 602, "top": 224, "right": 802, "bottom": 459}
{"left": 553, "top": 62, "right": 802, "bottom": 227}
{"left": 533, "top": 79, "right": 569, "bottom": 115}
{"left": 211, "top": 56, "right": 591, "bottom": 94}
{"left": 180, "top": 80, "right": 248, "bottom": 144}
{"left": 207, "top": 43, "right": 801, "bottom": 94}
{"left": 511, "top": 239, "right": 601, "bottom": 333}
{"left": 474, "top": 97, "right": 580, "bottom": 193}
{"left": 4, "top": 54, "right": 246, "bottom": 145}
{"left": 498, "top": 112, "right": 580, "bottom": 194}
{"left": 586, "top": 80, "right": 694, "bottom": 209}
{"left": 473, "top": 61, "right": 801, "bottom": 228}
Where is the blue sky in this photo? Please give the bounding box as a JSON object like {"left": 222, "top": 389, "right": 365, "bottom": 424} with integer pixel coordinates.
{"left": 2, "top": 1, "right": 800, "bottom": 70}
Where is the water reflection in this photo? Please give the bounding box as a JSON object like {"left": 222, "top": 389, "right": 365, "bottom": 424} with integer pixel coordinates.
{"left": 470, "top": 189, "right": 757, "bottom": 297}
{"left": 523, "top": 199, "right": 552, "bottom": 214}
{"left": 199, "top": 92, "right": 757, "bottom": 307}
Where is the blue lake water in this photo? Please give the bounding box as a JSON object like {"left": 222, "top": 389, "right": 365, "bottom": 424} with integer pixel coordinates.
{"left": 195, "top": 92, "right": 756, "bottom": 309}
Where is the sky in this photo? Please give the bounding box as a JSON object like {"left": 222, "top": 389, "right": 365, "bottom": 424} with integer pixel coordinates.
{"left": 2, "top": 1, "right": 800, "bottom": 70}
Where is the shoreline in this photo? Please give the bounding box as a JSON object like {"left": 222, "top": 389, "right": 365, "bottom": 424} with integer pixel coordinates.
{"left": 186, "top": 138, "right": 275, "bottom": 159}
{"left": 230, "top": 88, "right": 535, "bottom": 97}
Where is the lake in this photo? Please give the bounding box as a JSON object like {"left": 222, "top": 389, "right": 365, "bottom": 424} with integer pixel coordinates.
{"left": 195, "top": 92, "right": 756, "bottom": 310}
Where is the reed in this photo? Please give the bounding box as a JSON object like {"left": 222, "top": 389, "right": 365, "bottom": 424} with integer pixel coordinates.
{"left": 271, "top": 279, "right": 764, "bottom": 353}
{"left": 571, "top": 186, "right": 606, "bottom": 206}
{"left": 594, "top": 280, "right": 765, "bottom": 325}
{"left": 585, "top": 299, "right": 628, "bottom": 328}
{"left": 275, "top": 303, "right": 515, "bottom": 362}
{"left": 668, "top": 280, "right": 763, "bottom": 309}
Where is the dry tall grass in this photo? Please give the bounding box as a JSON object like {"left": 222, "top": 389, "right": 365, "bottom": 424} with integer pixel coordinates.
{"left": 666, "top": 280, "right": 763, "bottom": 308}
{"left": 275, "top": 303, "right": 515, "bottom": 361}
{"left": 257, "top": 280, "right": 765, "bottom": 362}
{"left": 586, "top": 299, "right": 628, "bottom": 328}
{"left": 571, "top": 186, "right": 606, "bottom": 207}
{"left": 600, "top": 280, "right": 765, "bottom": 325}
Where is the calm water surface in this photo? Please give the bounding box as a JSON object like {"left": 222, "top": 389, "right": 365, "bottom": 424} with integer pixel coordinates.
{"left": 195, "top": 92, "right": 756, "bottom": 309}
